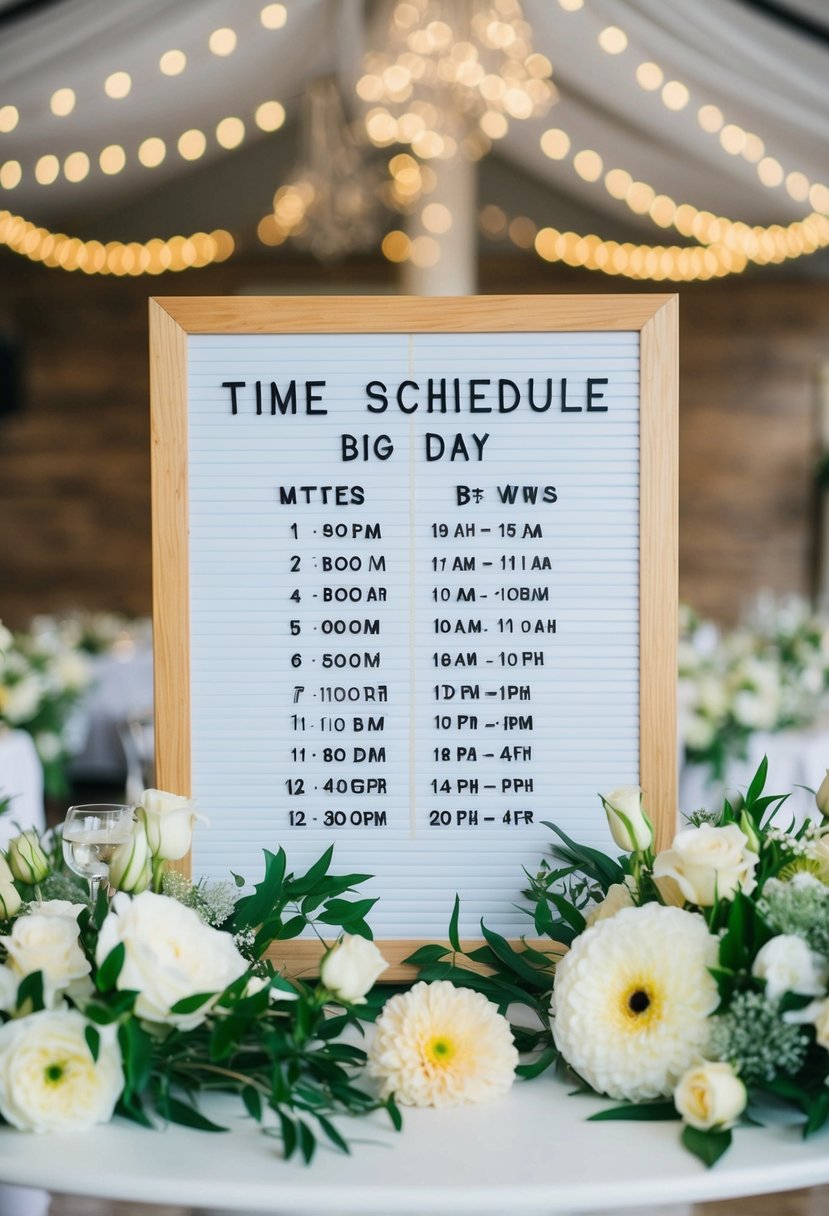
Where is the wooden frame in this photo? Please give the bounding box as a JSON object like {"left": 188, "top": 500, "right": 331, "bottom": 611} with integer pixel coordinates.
{"left": 150, "top": 294, "right": 678, "bottom": 977}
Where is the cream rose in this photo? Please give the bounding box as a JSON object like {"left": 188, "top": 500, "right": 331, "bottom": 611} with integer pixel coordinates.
{"left": 652, "top": 823, "right": 758, "bottom": 907}
{"left": 96, "top": 891, "right": 247, "bottom": 1029}
{"left": 600, "top": 786, "right": 653, "bottom": 853}
{"left": 7, "top": 831, "right": 49, "bottom": 885}
{"left": 109, "top": 819, "right": 152, "bottom": 894}
{"left": 136, "top": 788, "right": 197, "bottom": 862}
{"left": 320, "top": 934, "right": 388, "bottom": 1004}
{"left": 1, "top": 911, "right": 90, "bottom": 1006}
{"left": 674, "top": 1061, "right": 746, "bottom": 1130}
{"left": 0, "top": 1010, "right": 123, "bottom": 1132}
{"left": 585, "top": 879, "right": 636, "bottom": 927}
{"left": 752, "top": 935, "right": 828, "bottom": 1002}
{"left": 812, "top": 999, "right": 829, "bottom": 1049}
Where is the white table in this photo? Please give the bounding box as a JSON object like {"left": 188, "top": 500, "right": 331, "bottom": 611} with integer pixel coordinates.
{"left": 0, "top": 1074, "right": 827, "bottom": 1214}
{"left": 0, "top": 729, "right": 44, "bottom": 848}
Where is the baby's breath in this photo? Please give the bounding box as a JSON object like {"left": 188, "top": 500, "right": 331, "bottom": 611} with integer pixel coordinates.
{"left": 161, "top": 871, "right": 237, "bottom": 927}
{"left": 759, "top": 877, "right": 829, "bottom": 956}
{"left": 709, "top": 991, "right": 809, "bottom": 1086}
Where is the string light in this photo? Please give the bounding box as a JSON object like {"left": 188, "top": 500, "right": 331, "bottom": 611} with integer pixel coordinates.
{"left": 578, "top": 5, "right": 829, "bottom": 212}
{"left": 99, "top": 144, "right": 126, "bottom": 175}
{"left": 0, "top": 209, "right": 234, "bottom": 274}
{"left": 1, "top": 11, "right": 289, "bottom": 134}
{"left": 138, "top": 136, "right": 166, "bottom": 168}
{"left": 539, "top": 125, "right": 829, "bottom": 265}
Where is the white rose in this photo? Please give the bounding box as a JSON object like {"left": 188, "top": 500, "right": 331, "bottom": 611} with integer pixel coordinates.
{"left": 0, "top": 965, "right": 19, "bottom": 1013}
{"left": 652, "top": 823, "right": 758, "bottom": 907}
{"left": 109, "top": 820, "right": 152, "bottom": 894}
{"left": 136, "top": 788, "right": 197, "bottom": 861}
{"left": 320, "top": 934, "right": 388, "bottom": 1004}
{"left": 585, "top": 879, "right": 636, "bottom": 927}
{"left": 27, "top": 899, "right": 86, "bottom": 920}
{"left": 0, "top": 1010, "right": 123, "bottom": 1132}
{"left": 0, "top": 622, "right": 12, "bottom": 654}
{"left": 96, "top": 891, "right": 247, "bottom": 1029}
{"left": 7, "top": 831, "right": 50, "bottom": 885}
{"left": 674, "top": 1062, "right": 746, "bottom": 1130}
{"left": 1, "top": 912, "right": 90, "bottom": 1007}
{"left": 600, "top": 786, "right": 653, "bottom": 853}
{"left": 807, "top": 832, "right": 829, "bottom": 879}
{"left": 3, "top": 677, "right": 43, "bottom": 724}
{"left": 752, "top": 935, "right": 828, "bottom": 1002}
{"left": 244, "top": 974, "right": 298, "bottom": 1003}
{"left": 817, "top": 770, "right": 829, "bottom": 818}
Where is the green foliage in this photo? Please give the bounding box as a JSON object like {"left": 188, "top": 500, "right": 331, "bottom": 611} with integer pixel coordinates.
{"left": 681, "top": 1126, "right": 732, "bottom": 1168}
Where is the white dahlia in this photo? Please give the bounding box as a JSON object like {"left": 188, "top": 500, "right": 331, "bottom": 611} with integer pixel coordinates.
{"left": 552, "top": 904, "right": 719, "bottom": 1101}
{"left": 368, "top": 980, "right": 518, "bottom": 1107}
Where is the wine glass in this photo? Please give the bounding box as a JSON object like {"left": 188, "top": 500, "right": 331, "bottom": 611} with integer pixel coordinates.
{"left": 62, "top": 804, "right": 135, "bottom": 902}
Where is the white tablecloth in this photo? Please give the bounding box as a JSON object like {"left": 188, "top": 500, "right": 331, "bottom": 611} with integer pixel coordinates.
{"left": 0, "top": 729, "right": 45, "bottom": 848}
{"left": 680, "top": 726, "right": 829, "bottom": 823}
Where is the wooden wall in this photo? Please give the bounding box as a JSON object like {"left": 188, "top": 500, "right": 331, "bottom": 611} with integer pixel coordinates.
{"left": 0, "top": 251, "right": 827, "bottom": 628}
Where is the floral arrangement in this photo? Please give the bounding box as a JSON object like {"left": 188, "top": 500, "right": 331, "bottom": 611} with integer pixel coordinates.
{"left": 0, "top": 787, "right": 519, "bottom": 1158}
{"left": 0, "top": 619, "right": 91, "bottom": 797}
{"left": 413, "top": 759, "right": 829, "bottom": 1166}
{"left": 679, "top": 597, "right": 829, "bottom": 780}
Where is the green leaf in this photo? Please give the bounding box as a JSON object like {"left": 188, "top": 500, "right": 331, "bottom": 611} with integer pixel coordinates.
{"left": 385, "top": 1094, "right": 403, "bottom": 1131}
{"left": 84, "top": 1025, "right": 100, "bottom": 1063}
{"left": 448, "top": 894, "right": 461, "bottom": 953}
{"left": 169, "top": 991, "right": 216, "bottom": 1015}
{"left": 298, "top": 1120, "right": 316, "bottom": 1165}
{"left": 210, "top": 1015, "right": 245, "bottom": 1062}
{"left": 118, "top": 1019, "right": 152, "bottom": 1094}
{"left": 231, "top": 871, "right": 246, "bottom": 888}
{"left": 682, "top": 1125, "right": 732, "bottom": 1167}
{"left": 804, "top": 1090, "right": 829, "bottom": 1137}
{"left": 403, "top": 943, "right": 451, "bottom": 966}
{"left": 745, "top": 756, "right": 768, "bottom": 809}
{"left": 242, "top": 1086, "right": 262, "bottom": 1122}
{"left": 95, "top": 943, "right": 126, "bottom": 994}
{"left": 515, "top": 1045, "right": 557, "bottom": 1080}
{"left": 317, "top": 897, "right": 378, "bottom": 926}
{"left": 542, "top": 821, "right": 625, "bottom": 891}
{"left": 287, "top": 846, "right": 334, "bottom": 896}
{"left": 480, "top": 923, "right": 552, "bottom": 990}
{"left": 276, "top": 1110, "right": 298, "bottom": 1159}
{"left": 15, "top": 970, "right": 44, "bottom": 1013}
{"left": 164, "top": 1097, "right": 227, "bottom": 1133}
{"left": 233, "top": 848, "right": 287, "bottom": 931}
{"left": 589, "top": 1102, "right": 680, "bottom": 1122}
{"left": 317, "top": 1114, "right": 350, "bottom": 1154}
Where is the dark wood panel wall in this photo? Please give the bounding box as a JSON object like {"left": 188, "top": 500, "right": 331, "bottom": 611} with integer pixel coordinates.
{"left": 0, "top": 251, "right": 826, "bottom": 627}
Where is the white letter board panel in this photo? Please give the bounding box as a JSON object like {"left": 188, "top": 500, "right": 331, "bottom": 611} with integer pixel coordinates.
{"left": 187, "top": 330, "right": 639, "bottom": 939}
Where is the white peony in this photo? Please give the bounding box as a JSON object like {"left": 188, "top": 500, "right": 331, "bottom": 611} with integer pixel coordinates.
{"left": 136, "top": 788, "right": 197, "bottom": 862}
{"left": 752, "top": 935, "right": 828, "bottom": 1002}
{"left": 320, "top": 934, "right": 388, "bottom": 1004}
{"left": 1, "top": 911, "right": 90, "bottom": 1007}
{"left": 600, "top": 786, "right": 653, "bottom": 853}
{"left": 552, "top": 904, "right": 720, "bottom": 1101}
{"left": 369, "top": 980, "right": 518, "bottom": 1107}
{"left": 674, "top": 1061, "right": 746, "bottom": 1130}
{"left": 652, "top": 823, "right": 758, "bottom": 907}
{"left": 0, "top": 1010, "right": 122, "bottom": 1132}
{"left": 96, "top": 891, "right": 247, "bottom": 1029}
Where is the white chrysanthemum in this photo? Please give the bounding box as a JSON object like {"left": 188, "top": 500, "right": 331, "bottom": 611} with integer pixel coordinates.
{"left": 553, "top": 904, "right": 719, "bottom": 1102}
{"left": 368, "top": 980, "right": 518, "bottom": 1107}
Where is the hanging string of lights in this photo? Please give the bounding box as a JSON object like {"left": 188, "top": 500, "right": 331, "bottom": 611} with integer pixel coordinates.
{"left": 552, "top": 0, "right": 829, "bottom": 217}
{"left": 0, "top": 0, "right": 826, "bottom": 278}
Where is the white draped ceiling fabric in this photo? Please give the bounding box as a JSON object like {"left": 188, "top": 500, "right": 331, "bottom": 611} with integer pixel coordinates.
{"left": 0, "top": 0, "right": 827, "bottom": 280}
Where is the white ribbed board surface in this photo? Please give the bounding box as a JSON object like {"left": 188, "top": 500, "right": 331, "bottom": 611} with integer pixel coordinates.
{"left": 188, "top": 331, "right": 639, "bottom": 937}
